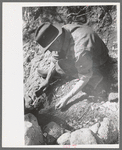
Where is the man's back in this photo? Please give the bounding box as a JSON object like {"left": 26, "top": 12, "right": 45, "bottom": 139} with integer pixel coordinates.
{"left": 63, "top": 24, "right": 109, "bottom": 67}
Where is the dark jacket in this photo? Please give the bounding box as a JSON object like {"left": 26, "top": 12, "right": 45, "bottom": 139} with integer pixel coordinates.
{"left": 51, "top": 24, "right": 109, "bottom": 75}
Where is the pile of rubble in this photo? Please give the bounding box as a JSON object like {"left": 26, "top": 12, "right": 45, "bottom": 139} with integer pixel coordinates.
{"left": 24, "top": 99, "right": 119, "bottom": 145}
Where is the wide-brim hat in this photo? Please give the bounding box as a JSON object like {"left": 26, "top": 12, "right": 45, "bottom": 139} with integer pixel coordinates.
{"left": 35, "top": 22, "right": 62, "bottom": 52}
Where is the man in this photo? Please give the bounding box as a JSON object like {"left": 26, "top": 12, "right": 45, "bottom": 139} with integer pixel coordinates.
{"left": 34, "top": 22, "right": 109, "bottom": 109}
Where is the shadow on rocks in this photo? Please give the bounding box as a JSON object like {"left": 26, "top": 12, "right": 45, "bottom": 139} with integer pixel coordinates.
{"left": 37, "top": 113, "right": 74, "bottom": 132}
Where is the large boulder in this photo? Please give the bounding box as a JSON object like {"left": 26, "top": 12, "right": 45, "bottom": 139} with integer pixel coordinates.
{"left": 70, "top": 128, "right": 98, "bottom": 145}
{"left": 57, "top": 132, "right": 71, "bottom": 145}
{"left": 101, "top": 101, "right": 118, "bottom": 112}
{"left": 24, "top": 113, "right": 43, "bottom": 145}
{"left": 97, "top": 117, "right": 118, "bottom": 144}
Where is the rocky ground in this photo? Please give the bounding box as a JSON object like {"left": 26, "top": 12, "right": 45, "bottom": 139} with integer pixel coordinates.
{"left": 24, "top": 10, "right": 119, "bottom": 145}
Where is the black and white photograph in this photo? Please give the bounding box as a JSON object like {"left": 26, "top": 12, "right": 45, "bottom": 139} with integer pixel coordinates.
{"left": 2, "top": 2, "right": 120, "bottom": 148}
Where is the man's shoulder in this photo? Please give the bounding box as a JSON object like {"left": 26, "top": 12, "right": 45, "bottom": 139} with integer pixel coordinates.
{"left": 62, "top": 24, "right": 93, "bottom": 34}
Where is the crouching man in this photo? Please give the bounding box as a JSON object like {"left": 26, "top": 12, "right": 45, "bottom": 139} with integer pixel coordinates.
{"left": 34, "top": 22, "right": 109, "bottom": 110}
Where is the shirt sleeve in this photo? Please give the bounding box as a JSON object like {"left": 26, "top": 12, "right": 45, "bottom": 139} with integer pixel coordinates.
{"left": 51, "top": 51, "right": 59, "bottom": 64}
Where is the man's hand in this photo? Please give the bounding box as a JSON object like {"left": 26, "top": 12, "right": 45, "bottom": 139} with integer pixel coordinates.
{"left": 55, "top": 74, "right": 92, "bottom": 110}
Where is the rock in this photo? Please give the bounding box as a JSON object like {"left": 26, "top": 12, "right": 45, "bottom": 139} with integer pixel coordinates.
{"left": 44, "top": 133, "right": 56, "bottom": 145}
{"left": 24, "top": 113, "right": 43, "bottom": 145}
{"left": 101, "top": 101, "right": 118, "bottom": 112}
{"left": 70, "top": 128, "right": 98, "bottom": 145}
{"left": 24, "top": 94, "right": 34, "bottom": 111}
{"left": 97, "top": 117, "right": 118, "bottom": 144}
{"left": 43, "top": 121, "right": 64, "bottom": 144}
{"left": 89, "top": 122, "right": 100, "bottom": 134}
{"left": 108, "top": 93, "right": 118, "bottom": 102}
{"left": 57, "top": 132, "right": 71, "bottom": 145}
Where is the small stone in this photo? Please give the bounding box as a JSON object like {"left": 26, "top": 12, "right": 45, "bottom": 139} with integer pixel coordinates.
{"left": 24, "top": 94, "right": 34, "bottom": 110}
{"left": 57, "top": 132, "right": 71, "bottom": 145}
{"left": 108, "top": 93, "right": 118, "bottom": 102}
{"left": 89, "top": 123, "right": 100, "bottom": 134}
{"left": 24, "top": 113, "right": 43, "bottom": 145}
{"left": 70, "top": 128, "right": 98, "bottom": 145}
{"left": 102, "top": 101, "right": 118, "bottom": 112}
{"left": 44, "top": 122, "right": 64, "bottom": 144}
{"left": 62, "top": 85, "right": 65, "bottom": 89}
{"left": 46, "top": 134, "right": 56, "bottom": 144}
{"left": 43, "top": 132, "right": 47, "bottom": 137}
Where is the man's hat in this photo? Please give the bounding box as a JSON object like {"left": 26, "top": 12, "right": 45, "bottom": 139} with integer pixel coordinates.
{"left": 35, "top": 22, "right": 62, "bottom": 52}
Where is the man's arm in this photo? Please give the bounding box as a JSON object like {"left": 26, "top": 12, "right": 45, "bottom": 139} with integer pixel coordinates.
{"left": 45, "top": 62, "right": 56, "bottom": 84}
{"left": 35, "top": 62, "right": 56, "bottom": 96}
{"left": 35, "top": 51, "right": 59, "bottom": 97}
{"left": 55, "top": 71, "right": 93, "bottom": 109}
{"left": 44, "top": 51, "right": 59, "bottom": 87}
